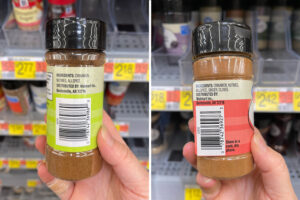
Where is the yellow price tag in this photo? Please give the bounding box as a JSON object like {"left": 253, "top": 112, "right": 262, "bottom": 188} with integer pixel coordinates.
{"left": 255, "top": 91, "right": 279, "bottom": 111}
{"left": 180, "top": 90, "right": 193, "bottom": 110}
{"left": 14, "top": 61, "right": 36, "bottom": 79}
{"left": 32, "top": 124, "right": 46, "bottom": 135}
{"left": 115, "top": 124, "right": 120, "bottom": 132}
{"left": 27, "top": 179, "right": 38, "bottom": 188}
{"left": 185, "top": 187, "right": 202, "bottom": 200}
{"left": 0, "top": 160, "right": 3, "bottom": 168}
{"left": 26, "top": 160, "right": 38, "bottom": 169}
{"left": 113, "top": 63, "right": 135, "bottom": 80}
{"left": 9, "top": 124, "right": 24, "bottom": 135}
{"left": 151, "top": 90, "right": 166, "bottom": 110}
{"left": 294, "top": 91, "right": 300, "bottom": 111}
{"left": 9, "top": 160, "right": 21, "bottom": 169}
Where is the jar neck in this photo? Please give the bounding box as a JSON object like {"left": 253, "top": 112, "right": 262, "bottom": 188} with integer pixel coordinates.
{"left": 193, "top": 52, "right": 252, "bottom": 62}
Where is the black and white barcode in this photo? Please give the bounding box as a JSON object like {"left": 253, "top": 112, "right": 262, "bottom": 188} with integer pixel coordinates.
{"left": 56, "top": 99, "right": 91, "bottom": 147}
{"left": 20, "top": 0, "right": 29, "bottom": 7}
{"left": 196, "top": 106, "right": 225, "bottom": 156}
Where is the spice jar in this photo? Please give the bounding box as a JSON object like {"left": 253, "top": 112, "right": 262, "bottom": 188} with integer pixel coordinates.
{"left": 199, "top": 0, "right": 222, "bottom": 25}
{"left": 162, "top": 0, "right": 190, "bottom": 64}
{"left": 106, "top": 82, "right": 130, "bottom": 106}
{"left": 0, "top": 85, "right": 6, "bottom": 112}
{"left": 12, "top": 0, "right": 43, "bottom": 31}
{"left": 30, "top": 81, "right": 46, "bottom": 114}
{"left": 45, "top": 18, "right": 106, "bottom": 181}
{"left": 2, "top": 81, "right": 31, "bottom": 115}
{"left": 224, "top": 0, "right": 246, "bottom": 23}
{"left": 47, "top": 0, "right": 76, "bottom": 20}
{"left": 192, "top": 21, "right": 254, "bottom": 179}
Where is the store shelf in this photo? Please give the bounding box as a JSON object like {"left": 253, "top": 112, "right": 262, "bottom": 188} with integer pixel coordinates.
{"left": 151, "top": 133, "right": 300, "bottom": 200}
{"left": 0, "top": 186, "right": 59, "bottom": 200}
{"left": 0, "top": 49, "right": 149, "bottom": 82}
{"left": 0, "top": 170, "right": 41, "bottom": 188}
{"left": 108, "top": 84, "right": 149, "bottom": 138}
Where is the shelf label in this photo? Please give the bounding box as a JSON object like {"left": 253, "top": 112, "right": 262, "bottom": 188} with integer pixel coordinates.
{"left": 0, "top": 61, "right": 2, "bottom": 78}
{"left": 255, "top": 91, "right": 279, "bottom": 111}
{"left": 0, "top": 160, "right": 3, "bottom": 168}
{"left": 151, "top": 90, "right": 166, "bottom": 110}
{"left": 294, "top": 89, "right": 300, "bottom": 111}
{"left": 32, "top": 124, "right": 46, "bottom": 135}
{"left": 27, "top": 179, "right": 38, "bottom": 188}
{"left": 9, "top": 124, "right": 24, "bottom": 135}
{"left": 114, "top": 122, "right": 129, "bottom": 137}
{"left": 113, "top": 63, "right": 135, "bottom": 80}
{"left": 14, "top": 61, "right": 36, "bottom": 79}
{"left": 185, "top": 187, "right": 202, "bottom": 200}
{"left": 9, "top": 160, "right": 21, "bottom": 169}
{"left": 26, "top": 160, "right": 38, "bottom": 169}
{"left": 180, "top": 90, "right": 192, "bottom": 110}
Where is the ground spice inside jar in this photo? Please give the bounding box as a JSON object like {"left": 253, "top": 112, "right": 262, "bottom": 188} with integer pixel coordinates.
{"left": 192, "top": 21, "right": 254, "bottom": 179}
{"left": 45, "top": 18, "right": 106, "bottom": 181}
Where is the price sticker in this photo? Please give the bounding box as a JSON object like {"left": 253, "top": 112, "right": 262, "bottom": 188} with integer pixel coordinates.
{"left": 9, "top": 160, "right": 21, "bottom": 169}
{"left": 14, "top": 61, "right": 36, "bottom": 79}
{"left": 26, "top": 160, "right": 38, "bottom": 169}
{"left": 185, "top": 187, "right": 202, "bottom": 200}
{"left": 115, "top": 124, "right": 120, "bottom": 132}
{"left": 27, "top": 179, "right": 38, "bottom": 188}
{"left": 255, "top": 91, "right": 279, "bottom": 111}
{"left": 180, "top": 90, "right": 193, "bottom": 110}
{"left": 9, "top": 124, "right": 24, "bottom": 135}
{"left": 113, "top": 63, "right": 135, "bottom": 80}
{"left": 32, "top": 124, "right": 46, "bottom": 135}
{"left": 0, "top": 159, "right": 3, "bottom": 168}
{"left": 294, "top": 91, "right": 300, "bottom": 111}
{"left": 151, "top": 90, "right": 166, "bottom": 110}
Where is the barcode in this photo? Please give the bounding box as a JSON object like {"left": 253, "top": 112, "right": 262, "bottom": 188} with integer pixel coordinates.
{"left": 56, "top": 98, "right": 91, "bottom": 147}
{"left": 196, "top": 106, "right": 225, "bottom": 156}
{"left": 20, "top": 0, "right": 29, "bottom": 7}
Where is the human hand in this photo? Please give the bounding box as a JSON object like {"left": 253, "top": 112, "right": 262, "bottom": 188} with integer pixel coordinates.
{"left": 183, "top": 119, "right": 297, "bottom": 200}
{"left": 35, "top": 111, "right": 149, "bottom": 200}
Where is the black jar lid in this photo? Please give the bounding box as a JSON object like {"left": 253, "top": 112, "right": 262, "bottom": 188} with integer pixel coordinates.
{"left": 192, "top": 21, "right": 252, "bottom": 59}
{"left": 2, "top": 81, "right": 25, "bottom": 90}
{"left": 46, "top": 17, "right": 106, "bottom": 50}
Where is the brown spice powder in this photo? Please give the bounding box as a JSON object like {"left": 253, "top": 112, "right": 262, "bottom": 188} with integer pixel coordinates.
{"left": 45, "top": 49, "right": 105, "bottom": 181}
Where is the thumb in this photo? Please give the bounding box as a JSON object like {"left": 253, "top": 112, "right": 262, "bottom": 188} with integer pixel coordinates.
{"left": 251, "top": 129, "right": 297, "bottom": 199}
{"left": 98, "top": 125, "right": 149, "bottom": 198}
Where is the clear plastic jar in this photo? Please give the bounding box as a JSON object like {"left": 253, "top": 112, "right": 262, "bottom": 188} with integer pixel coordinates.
{"left": 45, "top": 18, "right": 106, "bottom": 181}
{"left": 192, "top": 22, "right": 254, "bottom": 179}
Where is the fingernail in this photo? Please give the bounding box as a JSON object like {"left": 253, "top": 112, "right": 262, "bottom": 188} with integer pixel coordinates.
{"left": 202, "top": 176, "right": 213, "bottom": 184}
{"left": 254, "top": 132, "right": 267, "bottom": 152}
{"left": 101, "top": 125, "right": 114, "bottom": 147}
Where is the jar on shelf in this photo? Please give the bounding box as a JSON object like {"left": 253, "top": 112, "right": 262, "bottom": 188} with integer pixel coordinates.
{"left": 47, "top": 0, "right": 76, "bottom": 20}
{"left": 12, "top": 0, "right": 43, "bottom": 31}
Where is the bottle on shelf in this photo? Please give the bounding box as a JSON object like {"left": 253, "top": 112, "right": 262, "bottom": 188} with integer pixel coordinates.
{"left": 2, "top": 81, "right": 31, "bottom": 116}
{"left": 162, "top": 0, "right": 190, "bottom": 65}
{"left": 268, "top": 0, "right": 292, "bottom": 50}
{"left": 30, "top": 81, "right": 46, "bottom": 115}
{"left": 223, "top": 0, "right": 246, "bottom": 23}
{"left": 292, "top": 1, "right": 300, "bottom": 54}
{"left": 268, "top": 114, "right": 293, "bottom": 155}
{"left": 253, "top": 0, "right": 271, "bottom": 51}
{"left": 12, "top": 0, "right": 43, "bottom": 31}
{"left": 199, "top": 0, "right": 222, "bottom": 25}
{"left": 106, "top": 82, "right": 130, "bottom": 106}
{"left": 47, "top": 0, "right": 77, "bottom": 20}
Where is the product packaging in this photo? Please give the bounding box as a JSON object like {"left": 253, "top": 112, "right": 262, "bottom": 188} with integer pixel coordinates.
{"left": 30, "top": 81, "right": 46, "bottom": 114}
{"left": 45, "top": 18, "right": 106, "bottom": 180}
{"left": 192, "top": 21, "right": 254, "bottom": 179}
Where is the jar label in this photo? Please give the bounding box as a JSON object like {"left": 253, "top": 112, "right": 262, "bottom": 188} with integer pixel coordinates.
{"left": 13, "top": 0, "right": 42, "bottom": 27}
{"left": 47, "top": 66, "right": 104, "bottom": 152}
{"left": 193, "top": 80, "right": 254, "bottom": 156}
{"left": 162, "top": 23, "right": 189, "bottom": 56}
